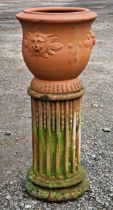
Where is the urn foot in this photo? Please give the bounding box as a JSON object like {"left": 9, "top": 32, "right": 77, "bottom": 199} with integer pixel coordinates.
{"left": 25, "top": 166, "right": 89, "bottom": 202}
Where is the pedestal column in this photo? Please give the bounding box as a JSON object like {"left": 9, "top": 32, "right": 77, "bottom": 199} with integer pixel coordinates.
{"left": 25, "top": 78, "right": 89, "bottom": 202}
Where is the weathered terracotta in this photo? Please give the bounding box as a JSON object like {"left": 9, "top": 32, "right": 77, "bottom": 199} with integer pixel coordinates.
{"left": 16, "top": 7, "right": 97, "bottom": 202}
{"left": 16, "top": 7, "right": 96, "bottom": 81}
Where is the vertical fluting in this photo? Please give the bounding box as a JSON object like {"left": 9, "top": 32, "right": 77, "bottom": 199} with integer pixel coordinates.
{"left": 61, "top": 101, "right": 65, "bottom": 131}
{"left": 31, "top": 97, "right": 82, "bottom": 178}
{"left": 38, "top": 101, "right": 43, "bottom": 174}
{"left": 65, "top": 101, "right": 69, "bottom": 176}
{"left": 69, "top": 100, "right": 73, "bottom": 130}
{"left": 78, "top": 99, "right": 81, "bottom": 164}
{"left": 72, "top": 100, "right": 76, "bottom": 173}
{"left": 31, "top": 97, "right": 38, "bottom": 173}
{"left": 46, "top": 102, "right": 51, "bottom": 177}
{"left": 76, "top": 99, "right": 80, "bottom": 165}
{"left": 51, "top": 102, "right": 55, "bottom": 132}
{"left": 56, "top": 101, "right": 60, "bottom": 177}
{"left": 51, "top": 102, "right": 56, "bottom": 176}
{"left": 43, "top": 102, "right": 47, "bottom": 130}
{"left": 60, "top": 101, "right": 65, "bottom": 175}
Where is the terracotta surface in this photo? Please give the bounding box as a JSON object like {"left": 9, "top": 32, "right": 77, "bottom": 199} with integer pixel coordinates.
{"left": 16, "top": 7, "right": 97, "bottom": 82}
{"left": 26, "top": 87, "right": 89, "bottom": 202}
{"left": 16, "top": 7, "right": 97, "bottom": 201}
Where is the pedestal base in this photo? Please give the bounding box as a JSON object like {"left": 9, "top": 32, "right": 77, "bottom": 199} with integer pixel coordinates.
{"left": 26, "top": 80, "right": 89, "bottom": 202}
{"left": 25, "top": 167, "right": 89, "bottom": 202}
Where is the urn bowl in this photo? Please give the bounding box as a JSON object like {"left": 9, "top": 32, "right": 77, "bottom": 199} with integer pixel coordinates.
{"left": 16, "top": 7, "right": 97, "bottom": 81}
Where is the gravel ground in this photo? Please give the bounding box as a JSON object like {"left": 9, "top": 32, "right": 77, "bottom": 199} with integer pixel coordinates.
{"left": 0, "top": 0, "right": 113, "bottom": 210}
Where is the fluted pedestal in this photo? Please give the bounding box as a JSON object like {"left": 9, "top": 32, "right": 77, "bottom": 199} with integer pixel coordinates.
{"left": 25, "top": 78, "right": 89, "bottom": 202}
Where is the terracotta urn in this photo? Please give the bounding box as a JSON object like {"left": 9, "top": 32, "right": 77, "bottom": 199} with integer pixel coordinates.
{"left": 16, "top": 7, "right": 97, "bottom": 202}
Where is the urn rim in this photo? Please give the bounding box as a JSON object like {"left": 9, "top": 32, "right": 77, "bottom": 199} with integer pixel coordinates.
{"left": 16, "top": 7, "right": 97, "bottom": 23}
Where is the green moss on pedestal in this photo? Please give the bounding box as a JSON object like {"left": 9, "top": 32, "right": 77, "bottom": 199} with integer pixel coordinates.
{"left": 25, "top": 166, "right": 89, "bottom": 202}
{"left": 25, "top": 175, "right": 89, "bottom": 202}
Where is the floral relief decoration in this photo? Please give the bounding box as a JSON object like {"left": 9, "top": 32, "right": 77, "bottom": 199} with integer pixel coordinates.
{"left": 23, "top": 31, "right": 64, "bottom": 58}
{"left": 84, "top": 29, "right": 96, "bottom": 48}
